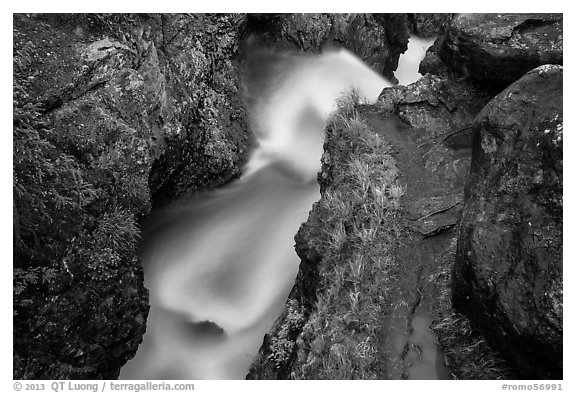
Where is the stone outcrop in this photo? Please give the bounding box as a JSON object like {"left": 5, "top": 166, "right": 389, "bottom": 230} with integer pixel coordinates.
{"left": 17, "top": 14, "right": 250, "bottom": 208}
{"left": 438, "top": 14, "right": 563, "bottom": 89}
{"left": 377, "top": 71, "right": 491, "bottom": 192}
{"left": 453, "top": 65, "right": 563, "bottom": 379}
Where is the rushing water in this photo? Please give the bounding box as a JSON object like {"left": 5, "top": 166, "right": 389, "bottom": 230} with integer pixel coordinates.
{"left": 121, "top": 40, "right": 431, "bottom": 380}
{"left": 119, "top": 164, "right": 322, "bottom": 379}
{"left": 394, "top": 36, "right": 435, "bottom": 86}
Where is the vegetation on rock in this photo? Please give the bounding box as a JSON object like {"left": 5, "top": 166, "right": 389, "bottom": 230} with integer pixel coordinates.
{"left": 248, "top": 94, "right": 406, "bottom": 379}
{"left": 13, "top": 13, "right": 249, "bottom": 379}
{"left": 13, "top": 13, "right": 563, "bottom": 381}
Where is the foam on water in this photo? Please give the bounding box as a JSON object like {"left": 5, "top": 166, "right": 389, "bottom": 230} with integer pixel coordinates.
{"left": 243, "top": 48, "right": 392, "bottom": 182}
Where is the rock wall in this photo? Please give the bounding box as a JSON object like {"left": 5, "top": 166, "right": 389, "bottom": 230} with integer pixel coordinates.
{"left": 13, "top": 13, "right": 250, "bottom": 379}
{"left": 238, "top": 13, "right": 410, "bottom": 82}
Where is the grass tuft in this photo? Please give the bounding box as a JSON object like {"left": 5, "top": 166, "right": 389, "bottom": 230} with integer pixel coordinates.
{"left": 252, "top": 91, "right": 514, "bottom": 380}
{"left": 285, "top": 93, "right": 405, "bottom": 379}
{"left": 432, "top": 314, "right": 516, "bottom": 379}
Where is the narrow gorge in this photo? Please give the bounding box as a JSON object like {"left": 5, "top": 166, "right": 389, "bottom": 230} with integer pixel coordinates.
{"left": 13, "top": 13, "right": 563, "bottom": 381}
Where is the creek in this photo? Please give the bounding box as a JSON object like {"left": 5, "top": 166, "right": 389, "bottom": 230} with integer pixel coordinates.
{"left": 120, "top": 39, "right": 430, "bottom": 379}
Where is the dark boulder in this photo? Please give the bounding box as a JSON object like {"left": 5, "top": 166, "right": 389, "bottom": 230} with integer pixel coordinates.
{"left": 438, "top": 13, "right": 562, "bottom": 89}
{"left": 453, "top": 65, "right": 563, "bottom": 379}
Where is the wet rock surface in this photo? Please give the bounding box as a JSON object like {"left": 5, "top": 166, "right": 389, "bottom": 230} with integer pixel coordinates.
{"left": 13, "top": 13, "right": 563, "bottom": 380}
{"left": 407, "top": 13, "right": 454, "bottom": 38}
{"left": 249, "top": 16, "right": 563, "bottom": 377}
{"left": 143, "top": 14, "right": 250, "bottom": 206}
{"left": 453, "top": 65, "right": 563, "bottom": 379}
{"left": 13, "top": 13, "right": 249, "bottom": 379}
{"left": 247, "top": 68, "right": 488, "bottom": 378}
{"left": 239, "top": 13, "right": 410, "bottom": 81}
{"left": 438, "top": 13, "right": 563, "bottom": 89}
{"left": 16, "top": 14, "right": 251, "bottom": 206}
{"left": 381, "top": 73, "right": 490, "bottom": 141}
{"left": 377, "top": 71, "right": 491, "bottom": 197}
{"left": 408, "top": 194, "right": 463, "bottom": 237}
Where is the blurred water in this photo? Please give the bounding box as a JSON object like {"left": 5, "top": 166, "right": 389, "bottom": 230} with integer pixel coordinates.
{"left": 120, "top": 164, "right": 321, "bottom": 379}
{"left": 394, "top": 36, "right": 435, "bottom": 86}
{"left": 119, "top": 46, "right": 414, "bottom": 379}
